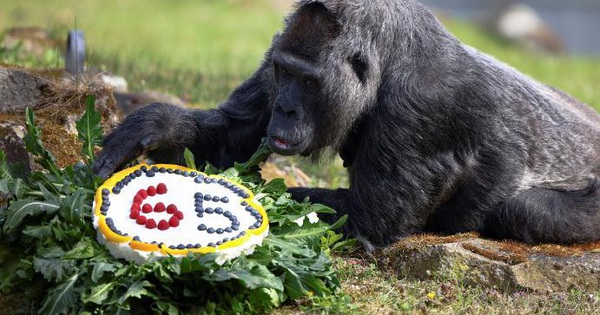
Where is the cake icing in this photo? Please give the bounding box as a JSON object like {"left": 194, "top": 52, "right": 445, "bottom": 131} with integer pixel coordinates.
{"left": 93, "top": 164, "right": 269, "bottom": 265}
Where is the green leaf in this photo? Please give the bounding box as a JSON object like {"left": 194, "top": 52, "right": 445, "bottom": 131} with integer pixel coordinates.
{"left": 262, "top": 178, "right": 287, "bottom": 195}
{"left": 91, "top": 262, "right": 118, "bottom": 283}
{"left": 118, "top": 280, "right": 152, "bottom": 303}
{"left": 330, "top": 214, "right": 348, "bottom": 230}
{"left": 33, "top": 257, "right": 75, "bottom": 282}
{"left": 22, "top": 225, "right": 52, "bottom": 238}
{"left": 38, "top": 273, "right": 79, "bottom": 315}
{"left": 183, "top": 147, "right": 196, "bottom": 169}
{"left": 279, "top": 222, "right": 332, "bottom": 244}
{"left": 82, "top": 282, "right": 115, "bottom": 304}
{"left": 76, "top": 95, "right": 103, "bottom": 163}
{"left": 58, "top": 188, "right": 87, "bottom": 224}
{"left": 0, "top": 151, "right": 13, "bottom": 180}
{"left": 23, "top": 107, "right": 60, "bottom": 175}
{"left": 3, "top": 198, "right": 60, "bottom": 233}
{"left": 63, "top": 238, "right": 97, "bottom": 259}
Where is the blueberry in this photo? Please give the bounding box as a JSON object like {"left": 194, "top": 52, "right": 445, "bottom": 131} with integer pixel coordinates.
{"left": 225, "top": 227, "right": 232, "bottom": 233}
{"left": 129, "top": 173, "right": 137, "bottom": 180}
{"left": 175, "top": 169, "right": 182, "bottom": 175}
{"left": 245, "top": 206, "right": 253, "bottom": 211}
{"left": 221, "top": 197, "right": 229, "bottom": 203}
{"left": 167, "top": 168, "right": 174, "bottom": 173}
{"left": 204, "top": 194, "right": 212, "bottom": 201}
{"left": 197, "top": 213, "right": 204, "bottom": 218}
{"left": 216, "top": 228, "right": 224, "bottom": 234}
{"left": 195, "top": 201, "right": 203, "bottom": 207}
{"left": 159, "top": 167, "right": 166, "bottom": 173}
{"left": 204, "top": 177, "right": 211, "bottom": 184}
{"left": 194, "top": 243, "right": 201, "bottom": 248}
{"left": 146, "top": 170, "right": 155, "bottom": 177}
{"left": 222, "top": 238, "right": 230, "bottom": 243}
{"left": 216, "top": 241, "right": 223, "bottom": 246}
{"left": 207, "top": 228, "right": 215, "bottom": 234}
{"left": 198, "top": 224, "right": 207, "bottom": 231}
{"left": 218, "top": 179, "right": 225, "bottom": 185}
{"left": 241, "top": 201, "right": 248, "bottom": 206}
{"left": 211, "top": 178, "right": 218, "bottom": 183}
{"left": 140, "top": 166, "right": 148, "bottom": 172}
{"left": 102, "top": 188, "right": 110, "bottom": 196}
{"left": 224, "top": 211, "right": 232, "bottom": 217}
{"left": 134, "top": 170, "right": 143, "bottom": 177}
{"left": 195, "top": 192, "right": 203, "bottom": 199}
{"left": 133, "top": 236, "right": 141, "bottom": 241}
{"left": 151, "top": 166, "right": 159, "bottom": 172}
{"left": 186, "top": 244, "right": 194, "bottom": 249}
{"left": 182, "top": 171, "right": 189, "bottom": 177}
{"left": 205, "top": 208, "right": 214, "bottom": 214}
{"left": 194, "top": 176, "right": 203, "bottom": 183}
{"left": 207, "top": 242, "right": 215, "bottom": 247}
{"left": 190, "top": 171, "right": 198, "bottom": 177}
{"left": 215, "top": 207, "right": 223, "bottom": 214}
{"left": 177, "top": 244, "right": 185, "bottom": 250}
{"left": 212, "top": 196, "right": 220, "bottom": 202}
{"left": 232, "top": 225, "right": 239, "bottom": 231}
{"left": 169, "top": 245, "right": 176, "bottom": 249}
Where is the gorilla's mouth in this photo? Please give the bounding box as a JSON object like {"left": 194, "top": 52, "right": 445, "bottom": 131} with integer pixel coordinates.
{"left": 267, "top": 135, "right": 306, "bottom": 156}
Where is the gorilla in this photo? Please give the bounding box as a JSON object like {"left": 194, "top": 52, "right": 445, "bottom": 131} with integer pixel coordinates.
{"left": 94, "top": 0, "right": 600, "bottom": 247}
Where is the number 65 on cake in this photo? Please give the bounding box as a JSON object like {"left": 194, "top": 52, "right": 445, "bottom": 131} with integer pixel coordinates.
{"left": 93, "top": 163, "right": 269, "bottom": 265}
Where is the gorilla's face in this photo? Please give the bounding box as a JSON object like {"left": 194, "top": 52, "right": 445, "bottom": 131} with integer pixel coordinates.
{"left": 265, "top": 2, "right": 341, "bottom": 156}
{"left": 267, "top": 50, "right": 322, "bottom": 156}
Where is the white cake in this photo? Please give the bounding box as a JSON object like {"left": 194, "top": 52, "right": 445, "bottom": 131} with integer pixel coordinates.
{"left": 93, "top": 164, "right": 269, "bottom": 265}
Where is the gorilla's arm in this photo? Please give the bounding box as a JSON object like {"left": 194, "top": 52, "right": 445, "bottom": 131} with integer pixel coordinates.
{"left": 93, "top": 63, "right": 271, "bottom": 179}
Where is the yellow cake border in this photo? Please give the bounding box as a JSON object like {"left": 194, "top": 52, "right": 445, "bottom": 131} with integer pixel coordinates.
{"left": 93, "top": 163, "right": 269, "bottom": 256}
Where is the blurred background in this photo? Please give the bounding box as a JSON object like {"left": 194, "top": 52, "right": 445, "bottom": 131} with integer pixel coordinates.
{"left": 1, "top": 0, "right": 599, "bottom": 186}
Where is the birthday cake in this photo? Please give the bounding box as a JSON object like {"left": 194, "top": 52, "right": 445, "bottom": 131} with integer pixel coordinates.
{"left": 92, "top": 164, "right": 269, "bottom": 264}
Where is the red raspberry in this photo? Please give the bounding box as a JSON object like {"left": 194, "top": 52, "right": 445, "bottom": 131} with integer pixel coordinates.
{"left": 142, "top": 204, "right": 152, "bottom": 213}
{"left": 175, "top": 211, "right": 184, "bottom": 220}
{"left": 166, "top": 204, "right": 177, "bottom": 214}
{"left": 130, "top": 203, "right": 141, "bottom": 211}
{"left": 130, "top": 209, "right": 140, "bottom": 219}
{"left": 168, "top": 216, "right": 180, "bottom": 227}
{"left": 145, "top": 219, "right": 157, "bottom": 229}
{"left": 136, "top": 215, "right": 147, "bottom": 225}
{"left": 154, "top": 202, "right": 166, "bottom": 212}
{"left": 147, "top": 186, "right": 157, "bottom": 196}
{"left": 133, "top": 195, "right": 144, "bottom": 203}
{"left": 156, "top": 183, "right": 168, "bottom": 194}
{"left": 137, "top": 189, "right": 148, "bottom": 199}
{"left": 157, "top": 219, "right": 170, "bottom": 230}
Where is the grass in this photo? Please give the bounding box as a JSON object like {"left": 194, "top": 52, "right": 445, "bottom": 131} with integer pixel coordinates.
{"left": 2, "top": 1, "right": 600, "bottom": 313}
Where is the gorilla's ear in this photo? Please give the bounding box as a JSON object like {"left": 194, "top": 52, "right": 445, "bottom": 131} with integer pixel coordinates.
{"left": 348, "top": 52, "right": 369, "bottom": 84}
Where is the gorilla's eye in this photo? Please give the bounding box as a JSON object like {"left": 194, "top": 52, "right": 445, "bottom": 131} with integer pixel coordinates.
{"left": 303, "top": 77, "right": 317, "bottom": 89}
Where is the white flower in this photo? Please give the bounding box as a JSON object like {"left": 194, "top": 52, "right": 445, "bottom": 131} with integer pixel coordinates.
{"left": 293, "top": 212, "right": 320, "bottom": 226}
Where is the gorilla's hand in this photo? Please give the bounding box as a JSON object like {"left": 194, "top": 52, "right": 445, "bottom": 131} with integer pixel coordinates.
{"left": 93, "top": 103, "right": 199, "bottom": 179}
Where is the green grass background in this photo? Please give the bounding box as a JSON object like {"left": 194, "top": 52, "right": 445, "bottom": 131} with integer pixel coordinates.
{"left": 1, "top": 0, "right": 599, "bottom": 108}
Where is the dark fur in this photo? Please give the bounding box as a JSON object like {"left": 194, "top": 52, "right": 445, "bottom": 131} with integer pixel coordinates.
{"left": 94, "top": 0, "right": 600, "bottom": 247}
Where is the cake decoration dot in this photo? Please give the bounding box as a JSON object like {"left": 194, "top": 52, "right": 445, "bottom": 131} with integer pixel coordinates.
{"left": 145, "top": 219, "right": 157, "bottom": 229}
{"left": 156, "top": 183, "right": 168, "bottom": 194}
{"left": 157, "top": 219, "right": 170, "bottom": 230}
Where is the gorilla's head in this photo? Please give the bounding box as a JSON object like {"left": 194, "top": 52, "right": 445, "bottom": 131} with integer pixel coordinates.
{"left": 265, "top": 1, "right": 381, "bottom": 157}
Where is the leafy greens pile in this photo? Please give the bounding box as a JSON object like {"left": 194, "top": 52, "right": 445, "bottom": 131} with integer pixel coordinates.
{"left": 0, "top": 98, "right": 349, "bottom": 314}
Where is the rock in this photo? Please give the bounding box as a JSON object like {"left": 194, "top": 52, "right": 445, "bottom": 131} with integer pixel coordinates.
{"left": 0, "top": 65, "right": 120, "bottom": 168}
{"left": 379, "top": 233, "right": 600, "bottom": 292}
{"left": 0, "top": 67, "right": 50, "bottom": 112}
{"left": 492, "top": 3, "right": 564, "bottom": 54}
